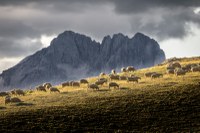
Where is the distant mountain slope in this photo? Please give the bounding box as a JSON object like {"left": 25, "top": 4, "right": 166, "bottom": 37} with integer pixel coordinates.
{"left": 0, "top": 31, "right": 165, "bottom": 89}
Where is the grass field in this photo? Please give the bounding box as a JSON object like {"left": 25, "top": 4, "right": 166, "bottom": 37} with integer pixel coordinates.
{"left": 0, "top": 57, "right": 200, "bottom": 132}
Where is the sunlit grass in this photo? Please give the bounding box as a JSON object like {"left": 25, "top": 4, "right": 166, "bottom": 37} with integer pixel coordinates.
{"left": 0, "top": 57, "right": 199, "bottom": 132}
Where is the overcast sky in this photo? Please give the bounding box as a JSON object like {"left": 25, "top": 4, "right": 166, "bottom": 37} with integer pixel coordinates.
{"left": 0, "top": 0, "right": 200, "bottom": 73}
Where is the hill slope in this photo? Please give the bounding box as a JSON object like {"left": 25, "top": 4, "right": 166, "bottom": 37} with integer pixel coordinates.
{"left": 0, "top": 57, "right": 200, "bottom": 132}
{"left": 0, "top": 31, "right": 165, "bottom": 90}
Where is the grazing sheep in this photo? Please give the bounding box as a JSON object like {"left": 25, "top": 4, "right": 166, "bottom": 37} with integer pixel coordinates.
{"left": 80, "top": 79, "right": 89, "bottom": 84}
{"left": 109, "top": 74, "right": 120, "bottom": 80}
{"left": 15, "top": 89, "right": 25, "bottom": 96}
{"left": 144, "top": 72, "right": 157, "bottom": 78}
{"left": 99, "top": 72, "right": 106, "bottom": 77}
{"left": 133, "top": 76, "right": 141, "bottom": 80}
{"left": 69, "top": 81, "right": 74, "bottom": 86}
{"left": 191, "top": 66, "right": 200, "bottom": 72}
{"left": 99, "top": 78, "right": 108, "bottom": 82}
{"left": 186, "top": 63, "right": 198, "bottom": 69}
{"left": 182, "top": 66, "right": 190, "bottom": 72}
{"left": 62, "top": 82, "right": 70, "bottom": 87}
{"left": 166, "top": 66, "right": 175, "bottom": 70}
{"left": 109, "top": 82, "right": 119, "bottom": 89}
{"left": 119, "top": 76, "right": 127, "bottom": 80}
{"left": 175, "top": 69, "right": 186, "bottom": 76}
{"left": 72, "top": 82, "right": 80, "bottom": 87}
{"left": 10, "top": 90, "right": 16, "bottom": 95}
{"left": 0, "top": 92, "right": 9, "bottom": 97}
{"left": 88, "top": 84, "right": 99, "bottom": 90}
{"left": 111, "top": 69, "right": 116, "bottom": 75}
{"left": 126, "top": 66, "right": 135, "bottom": 72}
{"left": 168, "top": 62, "right": 181, "bottom": 68}
{"left": 5, "top": 96, "right": 11, "bottom": 104}
{"left": 43, "top": 83, "right": 52, "bottom": 89}
{"left": 36, "top": 85, "right": 46, "bottom": 92}
{"left": 127, "top": 77, "right": 139, "bottom": 83}
{"left": 10, "top": 97, "right": 22, "bottom": 103}
{"left": 167, "top": 69, "right": 175, "bottom": 74}
{"left": 121, "top": 67, "right": 126, "bottom": 73}
{"left": 130, "top": 74, "right": 136, "bottom": 77}
{"left": 95, "top": 80, "right": 106, "bottom": 86}
{"left": 49, "top": 87, "right": 60, "bottom": 93}
{"left": 5, "top": 96, "right": 22, "bottom": 104}
{"left": 151, "top": 73, "right": 163, "bottom": 79}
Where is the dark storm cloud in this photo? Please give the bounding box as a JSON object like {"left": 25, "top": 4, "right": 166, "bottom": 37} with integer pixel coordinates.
{"left": 110, "top": 0, "right": 200, "bottom": 40}
{"left": 0, "top": 38, "right": 42, "bottom": 58}
{"left": 0, "top": 0, "right": 199, "bottom": 40}
{"left": 0, "top": 19, "right": 40, "bottom": 39}
{"left": 112, "top": 0, "right": 200, "bottom": 13}
{"left": 0, "top": 0, "right": 200, "bottom": 72}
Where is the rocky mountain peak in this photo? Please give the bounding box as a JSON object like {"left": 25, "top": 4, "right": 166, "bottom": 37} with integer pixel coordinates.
{"left": 0, "top": 31, "right": 166, "bottom": 90}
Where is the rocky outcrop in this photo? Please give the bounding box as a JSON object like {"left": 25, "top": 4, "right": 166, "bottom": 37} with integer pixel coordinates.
{"left": 0, "top": 31, "right": 165, "bottom": 90}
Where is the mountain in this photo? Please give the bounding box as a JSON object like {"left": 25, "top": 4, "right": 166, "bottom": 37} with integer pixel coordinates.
{"left": 0, "top": 31, "right": 165, "bottom": 90}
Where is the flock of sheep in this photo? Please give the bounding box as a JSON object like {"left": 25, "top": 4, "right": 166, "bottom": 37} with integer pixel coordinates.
{"left": 166, "top": 62, "right": 200, "bottom": 75}
{"left": 1, "top": 62, "right": 200, "bottom": 105}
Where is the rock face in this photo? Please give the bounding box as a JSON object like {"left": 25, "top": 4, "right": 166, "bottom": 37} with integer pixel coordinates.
{"left": 0, "top": 31, "right": 165, "bottom": 90}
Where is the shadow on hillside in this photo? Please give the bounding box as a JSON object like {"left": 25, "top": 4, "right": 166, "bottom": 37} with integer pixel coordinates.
{"left": 60, "top": 92, "right": 68, "bottom": 94}
{"left": 97, "top": 89, "right": 111, "bottom": 92}
{"left": 162, "top": 82, "right": 178, "bottom": 87}
{"left": 12, "top": 102, "right": 35, "bottom": 106}
{"left": 0, "top": 106, "right": 6, "bottom": 110}
{"left": 139, "top": 82, "right": 146, "bottom": 84}
{"left": 119, "top": 87, "right": 130, "bottom": 90}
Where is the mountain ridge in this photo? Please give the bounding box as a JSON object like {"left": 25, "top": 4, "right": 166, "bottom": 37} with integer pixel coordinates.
{"left": 0, "top": 31, "right": 166, "bottom": 90}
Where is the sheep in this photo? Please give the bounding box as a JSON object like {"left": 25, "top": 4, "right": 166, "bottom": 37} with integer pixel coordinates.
{"left": 127, "top": 77, "right": 139, "bottom": 83}
{"left": 109, "top": 74, "right": 120, "bottom": 80}
{"left": 14, "top": 89, "right": 25, "bottom": 96}
{"left": 109, "top": 82, "right": 119, "bottom": 89}
{"left": 62, "top": 82, "right": 70, "bottom": 87}
{"left": 111, "top": 69, "right": 116, "bottom": 75}
{"left": 95, "top": 80, "right": 106, "bottom": 86}
{"left": 168, "top": 62, "right": 181, "bottom": 68}
{"left": 99, "top": 72, "right": 106, "bottom": 77}
{"left": 185, "top": 63, "right": 198, "bottom": 69}
{"left": 49, "top": 87, "right": 60, "bottom": 93}
{"left": 43, "top": 83, "right": 52, "bottom": 89}
{"left": 5, "top": 96, "right": 22, "bottom": 104}
{"left": 69, "top": 81, "right": 74, "bottom": 86}
{"left": 133, "top": 76, "right": 141, "bottom": 80}
{"left": 144, "top": 72, "right": 157, "bottom": 78}
{"left": 167, "top": 69, "right": 175, "bottom": 74}
{"left": 121, "top": 67, "right": 126, "bottom": 73}
{"left": 0, "top": 92, "right": 9, "bottom": 97}
{"left": 72, "top": 82, "right": 80, "bottom": 87}
{"left": 126, "top": 66, "right": 135, "bottom": 72}
{"left": 191, "top": 66, "right": 200, "bottom": 72}
{"left": 181, "top": 66, "right": 190, "bottom": 72}
{"left": 119, "top": 76, "right": 127, "bottom": 80}
{"left": 166, "top": 66, "right": 175, "bottom": 70}
{"left": 130, "top": 74, "right": 136, "bottom": 77}
{"left": 88, "top": 84, "right": 99, "bottom": 90}
{"left": 98, "top": 78, "right": 108, "bottom": 83}
{"left": 5, "top": 96, "right": 11, "bottom": 104}
{"left": 80, "top": 79, "right": 89, "bottom": 84}
{"left": 175, "top": 69, "right": 186, "bottom": 76}
{"left": 10, "top": 90, "right": 16, "bottom": 95}
{"left": 151, "top": 73, "right": 163, "bottom": 79}
{"left": 36, "top": 85, "right": 46, "bottom": 92}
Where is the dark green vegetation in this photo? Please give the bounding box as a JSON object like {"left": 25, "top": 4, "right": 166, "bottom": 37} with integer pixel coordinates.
{"left": 0, "top": 57, "right": 200, "bottom": 132}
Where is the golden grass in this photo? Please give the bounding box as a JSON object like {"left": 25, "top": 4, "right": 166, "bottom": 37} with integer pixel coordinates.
{"left": 0, "top": 57, "right": 199, "bottom": 132}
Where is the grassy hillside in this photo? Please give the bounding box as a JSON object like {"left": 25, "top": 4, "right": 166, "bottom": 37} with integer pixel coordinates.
{"left": 0, "top": 57, "right": 200, "bottom": 132}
